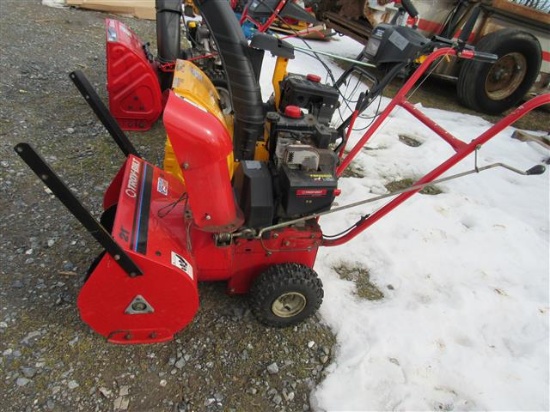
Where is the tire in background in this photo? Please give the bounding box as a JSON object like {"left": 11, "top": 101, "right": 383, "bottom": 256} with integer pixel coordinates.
{"left": 457, "top": 29, "right": 542, "bottom": 115}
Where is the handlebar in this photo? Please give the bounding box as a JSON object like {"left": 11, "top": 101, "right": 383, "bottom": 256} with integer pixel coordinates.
{"left": 458, "top": 4, "right": 480, "bottom": 46}
{"left": 400, "top": 0, "right": 418, "bottom": 19}
{"left": 463, "top": 50, "right": 498, "bottom": 63}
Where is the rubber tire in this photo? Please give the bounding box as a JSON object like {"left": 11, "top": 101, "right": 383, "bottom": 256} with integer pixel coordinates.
{"left": 84, "top": 251, "right": 105, "bottom": 282}
{"left": 249, "top": 263, "right": 324, "bottom": 328}
{"left": 457, "top": 29, "right": 542, "bottom": 115}
{"left": 212, "top": 77, "right": 232, "bottom": 115}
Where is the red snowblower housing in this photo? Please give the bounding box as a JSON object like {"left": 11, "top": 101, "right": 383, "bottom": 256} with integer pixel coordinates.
{"left": 14, "top": 0, "right": 548, "bottom": 344}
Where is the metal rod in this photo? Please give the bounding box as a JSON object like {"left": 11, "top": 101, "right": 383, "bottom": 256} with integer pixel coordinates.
{"left": 69, "top": 70, "right": 141, "bottom": 158}
{"left": 14, "top": 143, "right": 143, "bottom": 277}
{"left": 255, "top": 160, "right": 543, "bottom": 238}
{"left": 293, "top": 45, "right": 377, "bottom": 69}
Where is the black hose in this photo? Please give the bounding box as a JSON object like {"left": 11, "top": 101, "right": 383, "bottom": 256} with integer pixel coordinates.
{"left": 195, "top": 0, "right": 265, "bottom": 161}
{"left": 156, "top": 0, "right": 183, "bottom": 91}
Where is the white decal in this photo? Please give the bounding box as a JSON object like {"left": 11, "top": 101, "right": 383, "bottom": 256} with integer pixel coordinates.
{"left": 125, "top": 158, "right": 141, "bottom": 198}
{"left": 171, "top": 251, "right": 194, "bottom": 280}
{"left": 157, "top": 177, "right": 168, "bottom": 196}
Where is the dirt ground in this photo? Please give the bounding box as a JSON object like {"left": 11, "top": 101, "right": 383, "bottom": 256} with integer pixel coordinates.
{"left": 0, "top": 2, "right": 336, "bottom": 411}
{"left": 0, "top": 1, "right": 547, "bottom": 412}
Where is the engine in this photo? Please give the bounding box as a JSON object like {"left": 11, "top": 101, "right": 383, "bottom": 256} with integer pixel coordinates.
{"left": 234, "top": 72, "right": 341, "bottom": 228}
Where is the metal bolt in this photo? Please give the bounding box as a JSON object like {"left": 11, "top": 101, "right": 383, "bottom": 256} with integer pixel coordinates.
{"left": 205, "top": 214, "right": 211, "bottom": 221}
{"left": 114, "top": 254, "right": 120, "bottom": 261}
{"left": 132, "top": 302, "right": 147, "bottom": 311}
{"left": 182, "top": 162, "right": 189, "bottom": 170}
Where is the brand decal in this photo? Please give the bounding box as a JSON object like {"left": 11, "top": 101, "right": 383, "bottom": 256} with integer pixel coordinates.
{"left": 118, "top": 226, "right": 130, "bottom": 242}
{"left": 296, "top": 189, "right": 327, "bottom": 197}
{"left": 125, "top": 158, "right": 141, "bottom": 198}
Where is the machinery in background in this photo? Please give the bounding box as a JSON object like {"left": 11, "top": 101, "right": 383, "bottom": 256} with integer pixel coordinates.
{"left": 313, "top": 0, "right": 550, "bottom": 114}
{"left": 15, "top": 0, "right": 548, "bottom": 344}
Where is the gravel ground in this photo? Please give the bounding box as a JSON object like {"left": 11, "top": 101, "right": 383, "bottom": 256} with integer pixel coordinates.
{"left": 0, "top": 2, "right": 336, "bottom": 411}
{"left": 1, "top": 2, "right": 548, "bottom": 412}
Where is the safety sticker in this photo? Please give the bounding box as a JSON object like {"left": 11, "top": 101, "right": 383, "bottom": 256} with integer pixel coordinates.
{"left": 171, "top": 251, "right": 194, "bottom": 280}
{"left": 157, "top": 177, "right": 168, "bottom": 196}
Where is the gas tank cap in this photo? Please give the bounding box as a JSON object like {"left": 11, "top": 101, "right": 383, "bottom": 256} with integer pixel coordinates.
{"left": 306, "top": 73, "right": 321, "bottom": 83}
{"left": 284, "top": 105, "right": 302, "bottom": 119}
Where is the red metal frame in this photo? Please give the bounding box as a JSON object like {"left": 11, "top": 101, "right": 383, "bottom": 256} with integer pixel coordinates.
{"left": 328, "top": 47, "right": 550, "bottom": 246}
{"left": 240, "top": 0, "right": 291, "bottom": 32}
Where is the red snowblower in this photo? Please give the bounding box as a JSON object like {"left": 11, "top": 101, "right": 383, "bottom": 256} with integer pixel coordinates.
{"left": 15, "top": 0, "right": 548, "bottom": 344}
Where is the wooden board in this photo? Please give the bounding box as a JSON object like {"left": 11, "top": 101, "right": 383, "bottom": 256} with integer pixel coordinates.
{"left": 66, "top": 0, "right": 156, "bottom": 20}
{"left": 492, "top": 0, "right": 550, "bottom": 25}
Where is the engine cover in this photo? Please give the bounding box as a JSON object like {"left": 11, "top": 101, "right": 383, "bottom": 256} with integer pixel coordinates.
{"left": 279, "top": 164, "right": 338, "bottom": 217}
{"left": 279, "top": 73, "right": 339, "bottom": 123}
{"left": 233, "top": 160, "right": 275, "bottom": 228}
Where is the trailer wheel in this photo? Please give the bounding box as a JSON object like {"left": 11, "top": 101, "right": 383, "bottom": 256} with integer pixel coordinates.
{"left": 249, "top": 263, "right": 323, "bottom": 328}
{"left": 457, "top": 29, "right": 542, "bottom": 115}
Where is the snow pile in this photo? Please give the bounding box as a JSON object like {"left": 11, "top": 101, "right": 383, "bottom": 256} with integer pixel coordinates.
{"left": 264, "top": 35, "right": 549, "bottom": 411}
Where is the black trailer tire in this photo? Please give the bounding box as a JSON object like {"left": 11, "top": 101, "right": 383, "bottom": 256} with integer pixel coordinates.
{"left": 249, "top": 263, "right": 324, "bottom": 328}
{"left": 457, "top": 29, "right": 542, "bottom": 115}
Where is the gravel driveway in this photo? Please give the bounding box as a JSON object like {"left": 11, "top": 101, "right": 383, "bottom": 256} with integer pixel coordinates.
{"left": 2, "top": 2, "right": 547, "bottom": 411}
{"left": 0, "top": 2, "right": 336, "bottom": 411}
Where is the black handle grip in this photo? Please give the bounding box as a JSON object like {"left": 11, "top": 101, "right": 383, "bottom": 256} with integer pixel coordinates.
{"left": 458, "top": 5, "right": 480, "bottom": 45}
{"left": 473, "top": 51, "right": 498, "bottom": 63}
{"left": 400, "top": 0, "right": 418, "bottom": 18}
{"left": 526, "top": 165, "right": 546, "bottom": 175}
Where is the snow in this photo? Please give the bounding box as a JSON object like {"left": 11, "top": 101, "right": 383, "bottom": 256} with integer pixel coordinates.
{"left": 259, "top": 35, "right": 549, "bottom": 411}
{"left": 41, "top": 0, "right": 66, "bottom": 8}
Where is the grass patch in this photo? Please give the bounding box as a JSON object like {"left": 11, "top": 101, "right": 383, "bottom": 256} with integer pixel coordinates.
{"left": 398, "top": 134, "right": 422, "bottom": 147}
{"left": 333, "top": 264, "right": 384, "bottom": 301}
{"left": 385, "top": 178, "right": 442, "bottom": 195}
{"left": 340, "top": 164, "right": 365, "bottom": 178}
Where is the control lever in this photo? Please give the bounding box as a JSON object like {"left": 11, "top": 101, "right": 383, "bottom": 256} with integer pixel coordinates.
{"left": 253, "top": 161, "right": 546, "bottom": 238}
{"left": 525, "top": 165, "right": 546, "bottom": 175}
{"left": 457, "top": 4, "right": 481, "bottom": 50}
{"left": 471, "top": 51, "right": 498, "bottom": 63}
{"left": 400, "top": 0, "right": 418, "bottom": 19}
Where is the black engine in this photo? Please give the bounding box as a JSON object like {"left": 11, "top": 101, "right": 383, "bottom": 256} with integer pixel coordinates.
{"left": 234, "top": 71, "right": 341, "bottom": 228}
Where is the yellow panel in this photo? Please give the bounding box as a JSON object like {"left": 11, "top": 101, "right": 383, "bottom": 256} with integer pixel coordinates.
{"left": 171, "top": 59, "right": 227, "bottom": 126}
{"left": 164, "top": 59, "right": 236, "bottom": 180}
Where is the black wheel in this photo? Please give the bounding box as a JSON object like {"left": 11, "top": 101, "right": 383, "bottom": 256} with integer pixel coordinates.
{"left": 249, "top": 263, "right": 324, "bottom": 328}
{"left": 84, "top": 251, "right": 105, "bottom": 282}
{"left": 211, "top": 77, "right": 232, "bottom": 115}
{"left": 457, "top": 29, "right": 542, "bottom": 114}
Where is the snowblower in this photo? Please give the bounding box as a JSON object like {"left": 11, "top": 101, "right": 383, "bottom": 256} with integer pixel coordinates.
{"left": 15, "top": 0, "right": 548, "bottom": 344}
{"left": 238, "top": 0, "right": 332, "bottom": 40}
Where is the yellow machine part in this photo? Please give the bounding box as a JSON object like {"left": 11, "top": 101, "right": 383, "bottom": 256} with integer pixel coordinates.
{"left": 164, "top": 59, "right": 235, "bottom": 182}
{"left": 165, "top": 55, "right": 291, "bottom": 175}
{"left": 272, "top": 56, "right": 290, "bottom": 111}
